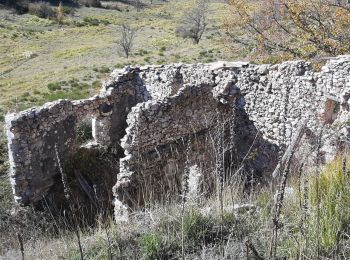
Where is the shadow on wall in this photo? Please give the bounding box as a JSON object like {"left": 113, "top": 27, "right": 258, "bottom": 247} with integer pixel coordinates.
{"left": 113, "top": 81, "right": 280, "bottom": 211}
{"left": 41, "top": 145, "right": 119, "bottom": 223}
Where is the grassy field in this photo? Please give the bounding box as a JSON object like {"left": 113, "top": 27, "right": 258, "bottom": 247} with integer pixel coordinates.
{"left": 0, "top": 0, "right": 234, "bottom": 116}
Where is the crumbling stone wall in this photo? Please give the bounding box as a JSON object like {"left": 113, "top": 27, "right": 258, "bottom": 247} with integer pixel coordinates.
{"left": 5, "top": 56, "right": 350, "bottom": 212}
{"left": 114, "top": 79, "right": 279, "bottom": 210}
{"left": 5, "top": 75, "right": 140, "bottom": 205}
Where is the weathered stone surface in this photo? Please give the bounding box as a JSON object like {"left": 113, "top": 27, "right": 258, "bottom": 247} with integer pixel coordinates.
{"left": 5, "top": 56, "right": 350, "bottom": 216}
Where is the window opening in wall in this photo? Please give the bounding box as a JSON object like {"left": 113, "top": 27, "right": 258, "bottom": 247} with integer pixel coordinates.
{"left": 76, "top": 117, "right": 93, "bottom": 145}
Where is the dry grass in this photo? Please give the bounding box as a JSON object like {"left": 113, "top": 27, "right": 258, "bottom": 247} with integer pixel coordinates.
{"left": 1, "top": 155, "right": 349, "bottom": 259}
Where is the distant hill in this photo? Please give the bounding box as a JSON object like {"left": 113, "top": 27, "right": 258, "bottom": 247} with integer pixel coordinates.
{"left": 0, "top": 0, "right": 93, "bottom": 14}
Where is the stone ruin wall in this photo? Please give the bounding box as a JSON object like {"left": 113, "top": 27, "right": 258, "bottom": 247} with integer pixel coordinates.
{"left": 5, "top": 55, "right": 350, "bottom": 211}
{"left": 5, "top": 74, "right": 141, "bottom": 205}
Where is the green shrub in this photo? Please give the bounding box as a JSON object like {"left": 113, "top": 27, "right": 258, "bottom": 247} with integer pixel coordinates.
{"left": 182, "top": 210, "right": 214, "bottom": 251}
{"left": 205, "top": 58, "right": 214, "bottom": 63}
{"left": 138, "top": 49, "right": 149, "bottom": 56}
{"left": 73, "top": 83, "right": 90, "bottom": 90}
{"left": 47, "top": 82, "right": 62, "bottom": 91}
{"left": 78, "top": 0, "right": 101, "bottom": 8}
{"left": 281, "top": 157, "right": 350, "bottom": 257}
{"left": 69, "top": 78, "right": 79, "bottom": 84}
{"left": 98, "top": 66, "right": 110, "bottom": 74}
{"left": 70, "top": 82, "right": 79, "bottom": 88}
{"left": 62, "top": 6, "right": 75, "bottom": 15}
{"left": 28, "top": 96, "right": 38, "bottom": 103}
{"left": 81, "top": 17, "right": 110, "bottom": 27}
{"left": 199, "top": 50, "right": 207, "bottom": 56}
{"left": 140, "top": 233, "right": 163, "bottom": 259}
{"left": 92, "top": 80, "right": 101, "bottom": 89}
{"left": 115, "top": 63, "right": 124, "bottom": 68}
{"left": 307, "top": 157, "right": 350, "bottom": 254}
{"left": 0, "top": 130, "right": 11, "bottom": 217}
{"left": 0, "top": 171, "right": 11, "bottom": 226}
{"left": 156, "top": 59, "right": 166, "bottom": 65}
{"left": 83, "top": 17, "right": 100, "bottom": 26}
{"left": 140, "top": 233, "right": 178, "bottom": 260}
{"left": 83, "top": 75, "right": 92, "bottom": 81}
{"left": 74, "top": 16, "right": 110, "bottom": 27}
{"left": 0, "top": 131, "right": 8, "bottom": 176}
{"left": 91, "top": 65, "right": 110, "bottom": 74}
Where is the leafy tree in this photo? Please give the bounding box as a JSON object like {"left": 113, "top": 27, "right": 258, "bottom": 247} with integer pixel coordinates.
{"left": 225, "top": 0, "right": 350, "bottom": 62}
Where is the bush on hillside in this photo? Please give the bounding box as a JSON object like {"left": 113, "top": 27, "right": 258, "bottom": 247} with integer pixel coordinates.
{"left": 77, "top": 0, "right": 101, "bottom": 8}
{"left": 3, "top": 0, "right": 29, "bottom": 14}
{"left": 28, "top": 2, "right": 55, "bottom": 19}
{"left": 61, "top": 4, "right": 75, "bottom": 15}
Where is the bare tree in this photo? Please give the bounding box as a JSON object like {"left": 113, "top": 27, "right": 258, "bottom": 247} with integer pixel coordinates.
{"left": 56, "top": 1, "right": 64, "bottom": 24}
{"left": 176, "top": 0, "right": 209, "bottom": 44}
{"left": 225, "top": 0, "right": 350, "bottom": 61}
{"left": 117, "top": 24, "right": 137, "bottom": 58}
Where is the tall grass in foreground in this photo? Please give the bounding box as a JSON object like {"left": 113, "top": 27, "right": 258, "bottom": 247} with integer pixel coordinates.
{"left": 307, "top": 157, "right": 350, "bottom": 256}
{"left": 55, "top": 143, "right": 84, "bottom": 260}
{"left": 2, "top": 154, "right": 350, "bottom": 259}
{"left": 275, "top": 156, "right": 350, "bottom": 259}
